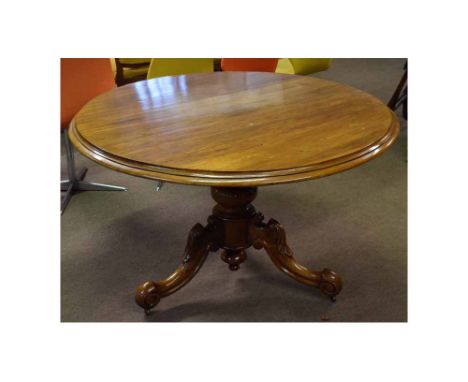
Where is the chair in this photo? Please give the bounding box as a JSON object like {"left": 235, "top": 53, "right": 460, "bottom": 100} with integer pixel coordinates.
{"left": 147, "top": 58, "right": 214, "bottom": 79}
{"left": 61, "top": 58, "right": 127, "bottom": 214}
{"left": 275, "top": 58, "right": 332, "bottom": 75}
{"left": 220, "top": 58, "right": 279, "bottom": 72}
{"left": 114, "top": 58, "right": 151, "bottom": 86}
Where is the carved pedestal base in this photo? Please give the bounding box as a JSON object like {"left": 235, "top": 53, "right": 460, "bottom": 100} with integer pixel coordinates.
{"left": 135, "top": 187, "right": 343, "bottom": 314}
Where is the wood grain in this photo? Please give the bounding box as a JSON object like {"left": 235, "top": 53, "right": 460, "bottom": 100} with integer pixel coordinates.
{"left": 69, "top": 72, "right": 399, "bottom": 186}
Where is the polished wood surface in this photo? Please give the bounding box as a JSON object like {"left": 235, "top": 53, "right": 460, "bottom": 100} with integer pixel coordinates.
{"left": 69, "top": 72, "right": 399, "bottom": 186}
{"left": 136, "top": 187, "right": 342, "bottom": 314}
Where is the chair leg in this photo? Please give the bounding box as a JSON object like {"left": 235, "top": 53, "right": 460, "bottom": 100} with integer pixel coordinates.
{"left": 76, "top": 167, "right": 88, "bottom": 181}
{"left": 388, "top": 61, "right": 408, "bottom": 112}
{"left": 62, "top": 168, "right": 88, "bottom": 191}
{"left": 61, "top": 180, "right": 71, "bottom": 192}
{"left": 64, "top": 129, "right": 77, "bottom": 182}
{"left": 61, "top": 182, "right": 74, "bottom": 215}
{"left": 402, "top": 95, "right": 407, "bottom": 120}
{"left": 76, "top": 181, "right": 127, "bottom": 191}
{"left": 61, "top": 130, "right": 128, "bottom": 214}
{"left": 155, "top": 180, "right": 163, "bottom": 191}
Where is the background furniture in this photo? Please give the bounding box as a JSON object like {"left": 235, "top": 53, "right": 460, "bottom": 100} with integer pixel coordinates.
{"left": 213, "top": 58, "right": 222, "bottom": 71}
{"left": 147, "top": 58, "right": 214, "bottom": 79}
{"left": 221, "top": 58, "right": 279, "bottom": 72}
{"left": 388, "top": 61, "right": 407, "bottom": 120}
{"left": 276, "top": 58, "right": 332, "bottom": 75}
{"left": 69, "top": 72, "right": 399, "bottom": 315}
{"left": 113, "top": 58, "right": 332, "bottom": 85}
{"left": 114, "top": 58, "right": 151, "bottom": 86}
{"left": 61, "top": 58, "right": 127, "bottom": 214}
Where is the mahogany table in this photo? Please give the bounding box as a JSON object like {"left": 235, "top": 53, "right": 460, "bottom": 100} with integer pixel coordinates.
{"left": 69, "top": 72, "right": 399, "bottom": 315}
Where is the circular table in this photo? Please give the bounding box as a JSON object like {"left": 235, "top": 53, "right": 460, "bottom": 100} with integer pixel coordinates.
{"left": 69, "top": 72, "right": 399, "bottom": 314}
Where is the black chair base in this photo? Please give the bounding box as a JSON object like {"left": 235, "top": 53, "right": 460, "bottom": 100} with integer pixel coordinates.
{"left": 388, "top": 61, "right": 408, "bottom": 120}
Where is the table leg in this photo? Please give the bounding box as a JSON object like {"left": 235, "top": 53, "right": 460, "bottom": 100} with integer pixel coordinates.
{"left": 135, "top": 221, "right": 219, "bottom": 315}
{"left": 249, "top": 215, "right": 343, "bottom": 301}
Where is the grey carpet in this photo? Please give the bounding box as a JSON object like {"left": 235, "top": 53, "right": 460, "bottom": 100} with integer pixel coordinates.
{"left": 61, "top": 58, "right": 407, "bottom": 322}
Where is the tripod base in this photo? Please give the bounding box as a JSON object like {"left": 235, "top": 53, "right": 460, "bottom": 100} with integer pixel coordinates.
{"left": 135, "top": 187, "right": 343, "bottom": 314}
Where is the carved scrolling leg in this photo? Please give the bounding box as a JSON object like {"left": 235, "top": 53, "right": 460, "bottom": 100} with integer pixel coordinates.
{"left": 250, "top": 215, "right": 343, "bottom": 301}
{"left": 135, "top": 221, "right": 219, "bottom": 315}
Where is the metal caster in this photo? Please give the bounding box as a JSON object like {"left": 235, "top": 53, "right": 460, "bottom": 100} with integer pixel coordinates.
{"left": 155, "top": 181, "right": 163, "bottom": 191}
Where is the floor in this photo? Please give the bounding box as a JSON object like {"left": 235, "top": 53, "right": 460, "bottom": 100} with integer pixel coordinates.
{"left": 61, "top": 58, "right": 407, "bottom": 322}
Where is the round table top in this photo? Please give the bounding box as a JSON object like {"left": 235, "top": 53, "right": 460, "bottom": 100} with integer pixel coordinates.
{"left": 69, "top": 72, "right": 399, "bottom": 186}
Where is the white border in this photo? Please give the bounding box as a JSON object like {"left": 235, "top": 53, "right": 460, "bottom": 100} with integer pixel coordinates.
{"left": 2, "top": 1, "right": 468, "bottom": 381}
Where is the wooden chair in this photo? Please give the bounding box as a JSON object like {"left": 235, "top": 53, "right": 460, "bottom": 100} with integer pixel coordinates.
{"left": 61, "top": 58, "right": 127, "bottom": 214}
{"left": 114, "top": 58, "right": 151, "bottom": 86}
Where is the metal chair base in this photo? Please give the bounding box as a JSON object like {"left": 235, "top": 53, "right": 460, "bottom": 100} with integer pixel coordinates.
{"left": 61, "top": 131, "right": 128, "bottom": 214}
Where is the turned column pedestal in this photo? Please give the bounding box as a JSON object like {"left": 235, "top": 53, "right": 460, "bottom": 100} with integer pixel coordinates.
{"left": 135, "top": 187, "right": 343, "bottom": 315}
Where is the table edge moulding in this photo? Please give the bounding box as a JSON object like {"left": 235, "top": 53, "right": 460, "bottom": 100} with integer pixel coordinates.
{"left": 69, "top": 72, "right": 399, "bottom": 187}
